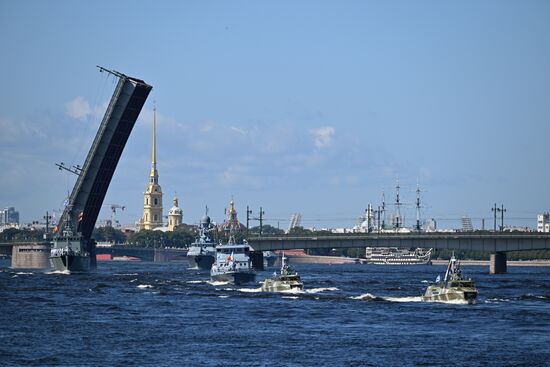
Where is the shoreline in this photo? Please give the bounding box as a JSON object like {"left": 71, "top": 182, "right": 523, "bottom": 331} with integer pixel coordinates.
{"left": 431, "top": 259, "right": 550, "bottom": 267}
{"left": 286, "top": 255, "right": 550, "bottom": 267}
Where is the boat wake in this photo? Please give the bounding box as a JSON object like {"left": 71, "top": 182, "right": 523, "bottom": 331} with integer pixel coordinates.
{"left": 305, "top": 287, "right": 339, "bottom": 294}
{"left": 137, "top": 284, "right": 153, "bottom": 289}
{"left": 237, "top": 287, "right": 263, "bottom": 293}
{"left": 236, "top": 287, "right": 338, "bottom": 295}
{"left": 15, "top": 272, "right": 34, "bottom": 275}
{"left": 351, "top": 293, "right": 422, "bottom": 303}
{"left": 485, "top": 298, "right": 509, "bottom": 303}
{"left": 186, "top": 280, "right": 207, "bottom": 284}
{"left": 46, "top": 270, "right": 71, "bottom": 275}
{"left": 485, "top": 294, "right": 550, "bottom": 303}
{"left": 384, "top": 296, "right": 423, "bottom": 303}
{"left": 207, "top": 280, "right": 231, "bottom": 286}
{"left": 351, "top": 293, "right": 382, "bottom": 301}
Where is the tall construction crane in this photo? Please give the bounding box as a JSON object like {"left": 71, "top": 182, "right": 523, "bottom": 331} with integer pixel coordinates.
{"left": 103, "top": 204, "right": 125, "bottom": 228}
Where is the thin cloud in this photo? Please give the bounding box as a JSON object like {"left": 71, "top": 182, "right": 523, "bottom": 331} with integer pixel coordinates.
{"left": 65, "top": 96, "right": 91, "bottom": 120}
{"left": 310, "top": 126, "right": 335, "bottom": 149}
{"left": 230, "top": 126, "right": 249, "bottom": 135}
{"left": 200, "top": 121, "right": 215, "bottom": 133}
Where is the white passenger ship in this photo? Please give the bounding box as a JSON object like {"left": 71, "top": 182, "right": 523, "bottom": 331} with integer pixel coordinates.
{"left": 364, "top": 247, "right": 432, "bottom": 265}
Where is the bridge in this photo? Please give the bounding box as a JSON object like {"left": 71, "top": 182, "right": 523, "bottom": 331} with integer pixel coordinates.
{"left": 96, "top": 246, "right": 187, "bottom": 262}
{"left": 7, "top": 67, "right": 152, "bottom": 270}
{"left": 2, "top": 242, "right": 188, "bottom": 264}
{"left": 247, "top": 232, "right": 550, "bottom": 273}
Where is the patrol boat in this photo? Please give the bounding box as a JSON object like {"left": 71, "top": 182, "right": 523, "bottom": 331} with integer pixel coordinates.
{"left": 423, "top": 254, "right": 477, "bottom": 304}
{"left": 210, "top": 237, "right": 256, "bottom": 285}
{"left": 186, "top": 212, "right": 216, "bottom": 270}
{"left": 261, "top": 252, "right": 303, "bottom": 292}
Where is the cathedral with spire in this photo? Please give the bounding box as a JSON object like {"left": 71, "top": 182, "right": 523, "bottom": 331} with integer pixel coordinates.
{"left": 139, "top": 104, "right": 163, "bottom": 230}
{"left": 137, "top": 103, "right": 183, "bottom": 232}
{"left": 223, "top": 196, "right": 243, "bottom": 232}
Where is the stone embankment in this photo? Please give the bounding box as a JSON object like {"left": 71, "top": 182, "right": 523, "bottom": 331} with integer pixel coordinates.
{"left": 432, "top": 259, "right": 550, "bottom": 267}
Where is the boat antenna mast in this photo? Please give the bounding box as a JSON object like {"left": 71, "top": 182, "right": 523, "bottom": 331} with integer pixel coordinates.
{"left": 381, "top": 192, "right": 386, "bottom": 230}
{"left": 415, "top": 180, "right": 422, "bottom": 232}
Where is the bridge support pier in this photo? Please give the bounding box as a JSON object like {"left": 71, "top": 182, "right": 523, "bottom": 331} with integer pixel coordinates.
{"left": 490, "top": 252, "right": 507, "bottom": 274}
{"left": 11, "top": 243, "right": 51, "bottom": 269}
{"left": 88, "top": 240, "right": 97, "bottom": 269}
{"left": 154, "top": 248, "right": 170, "bottom": 262}
{"left": 249, "top": 251, "right": 264, "bottom": 271}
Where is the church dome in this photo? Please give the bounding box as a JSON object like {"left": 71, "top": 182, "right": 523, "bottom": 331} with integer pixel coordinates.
{"left": 201, "top": 215, "right": 211, "bottom": 225}
{"left": 169, "top": 206, "right": 182, "bottom": 215}
{"left": 168, "top": 195, "right": 183, "bottom": 215}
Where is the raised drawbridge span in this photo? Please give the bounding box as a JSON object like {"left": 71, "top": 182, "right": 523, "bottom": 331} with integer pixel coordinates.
{"left": 54, "top": 67, "right": 152, "bottom": 268}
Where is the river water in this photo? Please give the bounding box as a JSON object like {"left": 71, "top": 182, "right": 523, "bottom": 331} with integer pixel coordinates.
{"left": 1, "top": 259, "right": 549, "bottom": 366}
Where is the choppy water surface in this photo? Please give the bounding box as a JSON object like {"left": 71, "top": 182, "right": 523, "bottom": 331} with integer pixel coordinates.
{"left": 1, "top": 259, "right": 549, "bottom": 366}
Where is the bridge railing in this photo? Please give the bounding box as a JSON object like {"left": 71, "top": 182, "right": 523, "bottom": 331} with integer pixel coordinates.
{"left": 246, "top": 232, "right": 550, "bottom": 252}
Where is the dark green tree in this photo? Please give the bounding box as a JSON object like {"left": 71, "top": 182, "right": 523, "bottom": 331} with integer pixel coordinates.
{"left": 92, "top": 227, "right": 126, "bottom": 244}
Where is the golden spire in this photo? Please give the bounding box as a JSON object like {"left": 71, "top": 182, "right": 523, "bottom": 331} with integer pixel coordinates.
{"left": 149, "top": 102, "right": 158, "bottom": 180}
{"left": 229, "top": 195, "right": 235, "bottom": 214}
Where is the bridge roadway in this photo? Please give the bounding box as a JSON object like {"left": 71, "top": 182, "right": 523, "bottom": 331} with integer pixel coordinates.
{"left": 96, "top": 246, "right": 187, "bottom": 262}
{"left": 246, "top": 232, "right": 550, "bottom": 274}
{"left": 0, "top": 243, "right": 188, "bottom": 267}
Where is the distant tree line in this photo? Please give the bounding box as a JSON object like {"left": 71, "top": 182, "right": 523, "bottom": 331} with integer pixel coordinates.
{"left": 0, "top": 228, "right": 44, "bottom": 242}
{"left": 125, "top": 225, "right": 197, "bottom": 248}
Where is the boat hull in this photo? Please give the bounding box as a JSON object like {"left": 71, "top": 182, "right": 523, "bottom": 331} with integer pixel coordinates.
{"left": 49, "top": 254, "right": 90, "bottom": 273}
{"left": 261, "top": 279, "right": 303, "bottom": 292}
{"left": 423, "top": 287, "right": 477, "bottom": 304}
{"left": 187, "top": 254, "right": 215, "bottom": 270}
{"left": 211, "top": 271, "right": 256, "bottom": 285}
{"left": 363, "top": 260, "right": 432, "bottom": 265}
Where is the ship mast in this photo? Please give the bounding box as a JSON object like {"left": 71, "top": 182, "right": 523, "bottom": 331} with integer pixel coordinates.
{"left": 394, "top": 178, "right": 401, "bottom": 230}
{"left": 381, "top": 192, "right": 386, "bottom": 230}
{"left": 416, "top": 182, "right": 421, "bottom": 232}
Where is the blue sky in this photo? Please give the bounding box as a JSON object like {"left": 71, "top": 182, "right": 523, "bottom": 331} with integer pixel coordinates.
{"left": 1, "top": 1, "right": 549, "bottom": 230}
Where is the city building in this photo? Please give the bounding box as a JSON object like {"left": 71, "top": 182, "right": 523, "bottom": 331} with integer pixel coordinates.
{"left": 167, "top": 194, "right": 183, "bottom": 231}
{"left": 425, "top": 218, "right": 437, "bottom": 232}
{"left": 537, "top": 212, "right": 550, "bottom": 233}
{"left": 139, "top": 104, "right": 163, "bottom": 230}
{"left": 461, "top": 216, "right": 474, "bottom": 232}
{"left": 0, "top": 207, "right": 19, "bottom": 225}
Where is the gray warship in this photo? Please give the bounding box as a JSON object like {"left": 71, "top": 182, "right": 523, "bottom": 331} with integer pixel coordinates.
{"left": 210, "top": 237, "right": 256, "bottom": 285}
{"left": 50, "top": 67, "right": 151, "bottom": 273}
{"left": 423, "top": 254, "right": 478, "bottom": 304}
{"left": 261, "top": 252, "right": 303, "bottom": 292}
{"left": 186, "top": 211, "right": 216, "bottom": 270}
{"left": 49, "top": 213, "right": 91, "bottom": 272}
